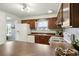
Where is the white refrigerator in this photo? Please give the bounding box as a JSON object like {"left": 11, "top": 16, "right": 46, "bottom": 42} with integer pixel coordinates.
{"left": 15, "top": 24, "right": 31, "bottom": 42}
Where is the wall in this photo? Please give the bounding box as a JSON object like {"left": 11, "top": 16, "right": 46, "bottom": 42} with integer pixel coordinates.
{"left": 22, "top": 14, "right": 57, "bottom": 20}
{"left": 63, "top": 28, "right": 79, "bottom": 44}
{"left": 5, "top": 11, "right": 20, "bottom": 23}
{"left": 0, "top": 10, "right": 20, "bottom": 43}
{"left": 5, "top": 11, "right": 20, "bottom": 40}
{"left": 0, "top": 11, "right": 6, "bottom": 44}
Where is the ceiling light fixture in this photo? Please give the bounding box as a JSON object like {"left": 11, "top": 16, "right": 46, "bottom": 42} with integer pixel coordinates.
{"left": 21, "top": 3, "right": 30, "bottom": 12}
{"left": 6, "top": 16, "right": 11, "bottom": 20}
{"left": 48, "top": 10, "right": 53, "bottom": 13}
{"left": 21, "top": 3, "right": 27, "bottom": 11}
{"left": 21, "top": 8, "right": 24, "bottom": 11}
{"left": 27, "top": 7, "right": 30, "bottom": 12}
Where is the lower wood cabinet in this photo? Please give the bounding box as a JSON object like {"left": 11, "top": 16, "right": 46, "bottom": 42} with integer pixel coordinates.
{"left": 35, "top": 35, "right": 51, "bottom": 45}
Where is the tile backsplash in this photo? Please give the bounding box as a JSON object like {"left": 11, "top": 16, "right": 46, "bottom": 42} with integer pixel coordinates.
{"left": 63, "top": 28, "right": 79, "bottom": 44}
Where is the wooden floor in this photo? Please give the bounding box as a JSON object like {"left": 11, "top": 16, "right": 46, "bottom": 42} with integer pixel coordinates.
{"left": 0, "top": 41, "right": 56, "bottom": 56}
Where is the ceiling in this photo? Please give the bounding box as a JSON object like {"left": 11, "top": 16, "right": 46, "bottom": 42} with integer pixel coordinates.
{"left": 0, "top": 3, "right": 61, "bottom": 19}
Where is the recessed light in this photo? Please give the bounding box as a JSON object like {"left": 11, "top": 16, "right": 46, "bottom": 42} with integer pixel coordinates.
{"left": 48, "top": 10, "right": 53, "bottom": 13}
{"left": 21, "top": 8, "right": 24, "bottom": 11}
{"left": 6, "top": 16, "right": 11, "bottom": 20}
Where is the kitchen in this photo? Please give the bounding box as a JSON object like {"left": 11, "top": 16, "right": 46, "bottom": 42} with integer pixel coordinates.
{"left": 4, "top": 3, "right": 63, "bottom": 45}
{"left": 20, "top": 3, "right": 63, "bottom": 45}
{"left": 0, "top": 3, "right": 79, "bottom": 56}
{"left": 21, "top": 16, "right": 63, "bottom": 45}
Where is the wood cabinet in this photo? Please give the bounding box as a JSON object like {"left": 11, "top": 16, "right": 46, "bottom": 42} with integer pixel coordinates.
{"left": 48, "top": 17, "right": 58, "bottom": 29}
{"left": 70, "top": 3, "right": 79, "bottom": 27}
{"left": 62, "top": 3, "right": 79, "bottom": 28}
{"left": 22, "top": 17, "right": 58, "bottom": 29}
{"left": 21, "top": 20, "right": 36, "bottom": 29}
{"left": 35, "top": 35, "right": 51, "bottom": 45}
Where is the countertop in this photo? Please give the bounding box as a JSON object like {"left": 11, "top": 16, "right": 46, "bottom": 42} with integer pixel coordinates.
{"left": 31, "top": 29, "right": 57, "bottom": 33}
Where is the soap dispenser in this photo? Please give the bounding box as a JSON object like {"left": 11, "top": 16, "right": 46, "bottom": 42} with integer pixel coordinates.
{"left": 71, "top": 34, "right": 76, "bottom": 44}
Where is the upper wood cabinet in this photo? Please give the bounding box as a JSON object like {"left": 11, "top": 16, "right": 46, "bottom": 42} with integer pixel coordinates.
{"left": 48, "top": 17, "right": 58, "bottom": 29}
{"left": 70, "top": 3, "right": 79, "bottom": 27}
{"left": 21, "top": 20, "right": 36, "bottom": 29}
{"left": 57, "top": 3, "right": 79, "bottom": 28}
{"left": 62, "top": 3, "right": 79, "bottom": 28}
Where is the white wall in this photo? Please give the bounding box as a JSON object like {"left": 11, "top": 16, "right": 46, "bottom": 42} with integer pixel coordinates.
{"left": 5, "top": 11, "right": 20, "bottom": 23}
{"left": 63, "top": 28, "right": 79, "bottom": 44}
{"left": 5, "top": 11, "right": 20, "bottom": 40}
{"left": 0, "top": 10, "right": 20, "bottom": 44}
{"left": 22, "top": 14, "right": 57, "bottom": 20}
{"left": 0, "top": 11, "right": 6, "bottom": 44}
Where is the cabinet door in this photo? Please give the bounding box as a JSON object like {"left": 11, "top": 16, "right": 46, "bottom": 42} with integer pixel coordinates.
{"left": 70, "top": 3, "right": 79, "bottom": 27}
{"left": 35, "top": 35, "right": 50, "bottom": 45}
{"left": 48, "top": 17, "right": 57, "bottom": 29}
{"left": 62, "top": 3, "right": 79, "bottom": 28}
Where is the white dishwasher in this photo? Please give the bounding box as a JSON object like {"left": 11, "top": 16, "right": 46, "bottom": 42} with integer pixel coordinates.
{"left": 27, "top": 35, "right": 35, "bottom": 43}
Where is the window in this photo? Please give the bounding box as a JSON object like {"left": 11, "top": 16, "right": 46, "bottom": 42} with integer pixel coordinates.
{"left": 36, "top": 19, "right": 48, "bottom": 30}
